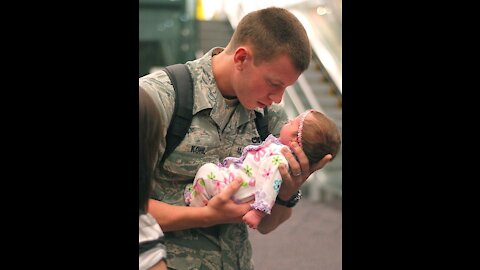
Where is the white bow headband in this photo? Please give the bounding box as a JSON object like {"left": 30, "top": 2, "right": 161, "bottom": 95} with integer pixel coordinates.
{"left": 297, "top": 109, "right": 317, "bottom": 148}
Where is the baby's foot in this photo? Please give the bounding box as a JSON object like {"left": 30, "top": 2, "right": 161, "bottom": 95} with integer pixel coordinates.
{"left": 242, "top": 209, "right": 266, "bottom": 229}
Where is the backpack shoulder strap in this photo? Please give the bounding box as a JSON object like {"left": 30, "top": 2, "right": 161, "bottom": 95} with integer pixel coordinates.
{"left": 160, "top": 63, "right": 267, "bottom": 164}
{"left": 254, "top": 107, "right": 269, "bottom": 141}
{"left": 160, "top": 64, "right": 193, "bottom": 166}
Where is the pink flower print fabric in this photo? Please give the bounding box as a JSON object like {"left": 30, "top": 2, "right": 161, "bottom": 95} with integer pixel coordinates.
{"left": 185, "top": 134, "right": 288, "bottom": 214}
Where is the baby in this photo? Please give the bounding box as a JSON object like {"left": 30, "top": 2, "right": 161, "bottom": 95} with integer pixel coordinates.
{"left": 184, "top": 109, "right": 341, "bottom": 229}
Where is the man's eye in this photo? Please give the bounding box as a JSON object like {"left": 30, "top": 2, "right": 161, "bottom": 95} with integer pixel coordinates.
{"left": 269, "top": 81, "right": 279, "bottom": 88}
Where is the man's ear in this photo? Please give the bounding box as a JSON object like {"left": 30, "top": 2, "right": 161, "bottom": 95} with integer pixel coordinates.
{"left": 233, "top": 47, "right": 249, "bottom": 70}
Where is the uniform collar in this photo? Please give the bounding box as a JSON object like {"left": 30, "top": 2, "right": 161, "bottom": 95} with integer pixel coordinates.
{"left": 187, "top": 47, "right": 257, "bottom": 129}
{"left": 238, "top": 107, "right": 265, "bottom": 128}
{"left": 186, "top": 47, "right": 222, "bottom": 115}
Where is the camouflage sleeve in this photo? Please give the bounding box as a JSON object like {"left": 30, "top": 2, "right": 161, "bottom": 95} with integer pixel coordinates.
{"left": 139, "top": 70, "right": 176, "bottom": 163}
{"left": 267, "top": 103, "right": 288, "bottom": 137}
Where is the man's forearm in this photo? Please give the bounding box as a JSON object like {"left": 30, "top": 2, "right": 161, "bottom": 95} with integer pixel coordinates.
{"left": 148, "top": 178, "right": 253, "bottom": 232}
{"left": 148, "top": 199, "right": 211, "bottom": 232}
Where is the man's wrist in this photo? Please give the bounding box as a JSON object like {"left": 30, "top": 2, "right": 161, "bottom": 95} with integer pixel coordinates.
{"left": 275, "top": 190, "right": 302, "bottom": 208}
{"left": 200, "top": 206, "right": 215, "bottom": 228}
{"left": 277, "top": 189, "right": 298, "bottom": 201}
{"left": 277, "top": 192, "right": 292, "bottom": 201}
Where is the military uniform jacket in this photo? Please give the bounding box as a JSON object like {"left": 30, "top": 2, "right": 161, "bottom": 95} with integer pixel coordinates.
{"left": 139, "top": 47, "right": 288, "bottom": 270}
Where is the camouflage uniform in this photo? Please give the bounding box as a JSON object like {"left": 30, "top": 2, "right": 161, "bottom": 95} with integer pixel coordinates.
{"left": 139, "top": 47, "right": 288, "bottom": 270}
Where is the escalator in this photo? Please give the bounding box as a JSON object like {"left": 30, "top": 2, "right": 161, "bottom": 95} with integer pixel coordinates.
{"left": 304, "top": 60, "right": 342, "bottom": 208}
{"left": 284, "top": 54, "right": 342, "bottom": 209}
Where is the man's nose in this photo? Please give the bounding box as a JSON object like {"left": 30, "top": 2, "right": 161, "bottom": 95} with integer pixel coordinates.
{"left": 268, "top": 89, "right": 285, "bottom": 104}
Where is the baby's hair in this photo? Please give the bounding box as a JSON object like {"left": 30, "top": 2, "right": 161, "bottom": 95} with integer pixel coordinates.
{"left": 301, "top": 110, "right": 341, "bottom": 165}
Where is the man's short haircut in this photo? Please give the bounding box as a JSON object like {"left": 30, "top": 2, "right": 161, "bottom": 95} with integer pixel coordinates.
{"left": 226, "top": 7, "right": 311, "bottom": 72}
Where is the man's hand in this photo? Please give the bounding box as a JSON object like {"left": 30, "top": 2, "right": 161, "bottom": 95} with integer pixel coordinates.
{"left": 204, "top": 176, "right": 252, "bottom": 225}
{"left": 278, "top": 141, "right": 332, "bottom": 200}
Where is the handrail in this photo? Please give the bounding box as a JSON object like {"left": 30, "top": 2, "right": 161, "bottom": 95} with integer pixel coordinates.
{"left": 284, "top": 85, "right": 306, "bottom": 114}
{"left": 290, "top": 9, "right": 342, "bottom": 95}
{"left": 297, "top": 74, "right": 324, "bottom": 114}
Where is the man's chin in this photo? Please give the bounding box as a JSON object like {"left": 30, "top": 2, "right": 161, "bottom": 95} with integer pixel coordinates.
{"left": 255, "top": 102, "right": 267, "bottom": 109}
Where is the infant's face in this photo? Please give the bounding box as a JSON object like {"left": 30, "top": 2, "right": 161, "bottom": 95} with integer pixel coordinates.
{"left": 279, "top": 115, "right": 302, "bottom": 145}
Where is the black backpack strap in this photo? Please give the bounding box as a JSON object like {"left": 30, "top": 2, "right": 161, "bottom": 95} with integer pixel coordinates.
{"left": 139, "top": 236, "right": 165, "bottom": 255}
{"left": 159, "top": 64, "right": 193, "bottom": 166}
{"left": 160, "top": 63, "right": 267, "bottom": 164}
{"left": 254, "top": 107, "right": 269, "bottom": 141}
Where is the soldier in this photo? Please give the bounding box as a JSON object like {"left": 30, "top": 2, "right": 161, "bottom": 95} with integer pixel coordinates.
{"left": 139, "top": 7, "right": 332, "bottom": 270}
